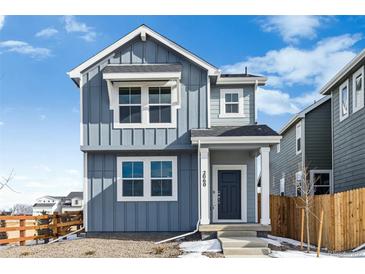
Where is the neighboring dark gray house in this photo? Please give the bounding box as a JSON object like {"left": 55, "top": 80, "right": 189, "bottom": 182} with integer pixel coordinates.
{"left": 270, "top": 96, "right": 332, "bottom": 196}
{"left": 320, "top": 49, "right": 365, "bottom": 193}
{"left": 68, "top": 25, "right": 281, "bottom": 234}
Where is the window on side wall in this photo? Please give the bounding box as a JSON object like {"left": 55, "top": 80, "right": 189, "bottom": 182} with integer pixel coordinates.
{"left": 279, "top": 177, "right": 285, "bottom": 196}
{"left": 117, "top": 156, "right": 177, "bottom": 202}
{"left": 277, "top": 143, "right": 281, "bottom": 153}
{"left": 339, "top": 80, "right": 349, "bottom": 121}
{"left": 295, "top": 171, "right": 303, "bottom": 196}
{"left": 311, "top": 171, "right": 331, "bottom": 195}
{"left": 353, "top": 66, "right": 364, "bottom": 113}
{"left": 296, "top": 122, "right": 302, "bottom": 155}
{"left": 219, "top": 89, "right": 245, "bottom": 118}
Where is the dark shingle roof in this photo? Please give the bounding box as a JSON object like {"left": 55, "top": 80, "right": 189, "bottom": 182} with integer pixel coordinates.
{"left": 103, "top": 64, "right": 182, "bottom": 74}
{"left": 67, "top": 192, "right": 83, "bottom": 199}
{"left": 191, "top": 125, "right": 279, "bottom": 138}
{"left": 220, "top": 73, "right": 262, "bottom": 78}
{"left": 33, "top": 203, "right": 55, "bottom": 207}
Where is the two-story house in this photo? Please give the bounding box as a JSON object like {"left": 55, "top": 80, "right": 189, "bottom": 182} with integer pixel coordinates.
{"left": 270, "top": 96, "right": 332, "bottom": 196}
{"left": 320, "top": 49, "right": 365, "bottom": 193}
{"left": 68, "top": 25, "right": 281, "bottom": 236}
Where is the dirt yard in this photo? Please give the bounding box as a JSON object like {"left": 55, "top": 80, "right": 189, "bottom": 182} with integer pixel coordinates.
{"left": 0, "top": 233, "right": 183, "bottom": 258}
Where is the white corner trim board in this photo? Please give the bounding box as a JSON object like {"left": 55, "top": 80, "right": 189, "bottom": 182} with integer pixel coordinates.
{"left": 116, "top": 156, "right": 178, "bottom": 202}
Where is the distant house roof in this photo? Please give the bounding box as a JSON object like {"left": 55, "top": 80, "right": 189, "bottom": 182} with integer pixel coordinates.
{"left": 33, "top": 203, "right": 55, "bottom": 207}
{"left": 191, "top": 125, "right": 279, "bottom": 138}
{"left": 67, "top": 192, "right": 83, "bottom": 199}
{"left": 103, "top": 64, "right": 183, "bottom": 74}
{"left": 279, "top": 95, "right": 331, "bottom": 135}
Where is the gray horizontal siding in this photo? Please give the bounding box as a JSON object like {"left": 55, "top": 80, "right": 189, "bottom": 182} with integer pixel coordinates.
{"left": 81, "top": 36, "right": 208, "bottom": 150}
{"left": 332, "top": 60, "right": 365, "bottom": 192}
{"left": 210, "top": 85, "right": 255, "bottom": 126}
{"left": 87, "top": 151, "right": 198, "bottom": 232}
{"left": 305, "top": 99, "right": 332, "bottom": 170}
{"left": 270, "top": 123, "right": 302, "bottom": 197}
{"left": 209, "top": 150, "right": 256, "bottom": 222}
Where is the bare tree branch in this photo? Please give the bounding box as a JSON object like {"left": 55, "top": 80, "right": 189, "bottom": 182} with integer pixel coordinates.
{"left": 0, "top": 169, "right": 20, "bottom": 193}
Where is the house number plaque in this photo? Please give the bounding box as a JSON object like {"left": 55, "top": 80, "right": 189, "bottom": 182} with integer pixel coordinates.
{"left": 202, "top": 171, "right": 207, "bottom": 187}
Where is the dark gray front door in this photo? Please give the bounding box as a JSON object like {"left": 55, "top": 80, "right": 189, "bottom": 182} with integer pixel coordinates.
{"left": 218, "top": 170, "right": 241, "bottom": 220}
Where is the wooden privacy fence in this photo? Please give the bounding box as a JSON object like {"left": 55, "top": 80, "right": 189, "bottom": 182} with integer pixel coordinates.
{"left": 259, "top": 187, "right": 365, "bottom": 251}
{"left": 0, "top": 211, "right": 83, "bottom": 246}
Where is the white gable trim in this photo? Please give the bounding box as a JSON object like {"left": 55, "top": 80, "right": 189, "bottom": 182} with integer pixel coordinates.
{"left": 68, "top": 25, "right": 219, "bottom": 79}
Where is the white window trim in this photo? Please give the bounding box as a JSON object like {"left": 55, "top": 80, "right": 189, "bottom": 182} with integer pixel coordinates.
{"left": 276, "top": 142, "right": 281, "bottom": 153}
{"left": 352, "top": 66, "right": 364, "bottom": 114}
{"left": 309, "top": 169, "right": 333, "bottom": 195}
{"left": 295, "top": 171, "right": 303, "bottom": 197}
{"left": 107, "top": 80, "right": 180, "bottom": 129}
{"left": 279, "top": 177, "right": 285, "bottom": 196}
{"left": 219, "top": 88, "right": 245, "bottom": 118}
{"left": 295, "top": 122, "right": 302, "bottom": 155}
{"left": 212, "top": 165, "right": 247, "bottom": 223}
{"left": 339, "top": 79, "right": 349, "bottom": 122}
{"left": 117, "top": 156, "right": 178, "bottom": 202}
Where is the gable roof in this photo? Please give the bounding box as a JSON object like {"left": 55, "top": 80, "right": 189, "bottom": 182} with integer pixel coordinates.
{"left": 279, "top": 95, "right": 331, "bottom": 135}
{"left": 68, "top": 24, "right": 219, "bottom": 80}
{"left": 320, "top": 49, "right": 365, "bottom": 95}
{"left": 67, "top": 191, "right": 83, "bottom": 199}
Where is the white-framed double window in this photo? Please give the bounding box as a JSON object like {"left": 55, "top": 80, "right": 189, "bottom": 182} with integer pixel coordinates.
{"left": 295, "top": 122, "right": 302, "bottom": 155}
{"left": 310, "top": 170, "right": 332, "bottom": 195}
{"left": 117, "top": 156, "right": 178, "bottom": 202}
{"left": 219, "top": 88, "right": 245, "bottom": 118}
{"left": 108, "top": 81, "right": 179, "bottom": 128}
{"left": 352, "top": 66, "right": 364, "bottom": 113}
{"left": 339, "top": 80, "right": 349, "bottom": 121}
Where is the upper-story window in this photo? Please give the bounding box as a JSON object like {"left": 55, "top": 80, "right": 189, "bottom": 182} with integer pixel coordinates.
{"left": 108, "top": 81, "right": 179, "bottom": 129}
{"left": 219, "top": 89, "right": 245, "bottom": 118}
{"left": 149, "top": 87, "right": 171, "bottom": 123}
{"left": 296, "top": 122, "right": 302, "bottom": 155}
{"left": 353, "top": 66, "right": 364, "bottom": 113}
{"left": 339, "top": 80, "right": 349, "bottom": 121}
{"left": 119, "top": 87, "right": 142, "bottom": 124}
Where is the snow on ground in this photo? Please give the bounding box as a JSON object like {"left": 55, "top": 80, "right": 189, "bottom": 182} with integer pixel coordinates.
{"left": 179, "top": 239, "right": 222, "bottom": 258}
{"left": 262, "top": 235, "right": 365, "bottom": 258}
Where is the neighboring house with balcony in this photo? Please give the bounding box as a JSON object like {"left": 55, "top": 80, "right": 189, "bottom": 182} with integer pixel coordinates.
{"left": 320, "top": 49, "right": 365, "bottom": 193}
{"left": 67, "top": 25, "right": 281, "bottom": 237}
{"left": 61, "top": 192, "right": 84, "bottom": 213}
{"left": 270, "top": 96, "right": 332, "bottom": 196}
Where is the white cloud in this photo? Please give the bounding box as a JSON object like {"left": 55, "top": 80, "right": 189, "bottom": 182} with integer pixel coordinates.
{"left": 40, "top": 114, "right": 46, "bottom": 120}
{"left": 35, "top": 27, "right": 58, "bottom": 38}
{"left": 222, "top": 34, "right": 361, "bottom": 115}
{"left": 0, "top": 40, "right": 51, "bottom": 59}
{"left": 261, "top": 16, "right": 324, "bottom": 43}
{"left": 0, "top": 16, "right": 4, "bottom": 31}
{"left": 33, "top": 164, "right": 51, "bottom": 173}
{"left": 64, "top": 16, "right": 97, "bottom": 42}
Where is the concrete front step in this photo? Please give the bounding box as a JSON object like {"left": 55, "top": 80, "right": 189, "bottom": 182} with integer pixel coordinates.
{"left": 223, "top": 247, "right": 271, "bottom": 256}
{"left": 218, "top": 230, "right": 257, "bottom": 237}
{"left": 219, "top": 236, "right": 268, "bottom": 248}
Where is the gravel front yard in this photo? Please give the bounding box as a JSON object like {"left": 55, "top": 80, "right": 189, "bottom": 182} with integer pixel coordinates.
{"left": 0, "top": 233, "right": 183, "bottom": 258}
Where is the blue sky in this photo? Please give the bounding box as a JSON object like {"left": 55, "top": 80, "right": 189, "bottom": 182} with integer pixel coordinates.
{"left": 0, "top": 15, "right": 364, "bottom": 208}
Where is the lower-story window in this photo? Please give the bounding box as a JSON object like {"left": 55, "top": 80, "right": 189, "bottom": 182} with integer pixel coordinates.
{"left": 310, "top": 170, "right": 331, "bottom": 195}
{"left": 117, "top": 156, "right": 177, "bottom": 202}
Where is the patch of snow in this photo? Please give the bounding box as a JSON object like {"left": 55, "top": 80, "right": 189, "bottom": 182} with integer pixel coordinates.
{"left": 270, "top": 250, "right": 334, "bottom": 258}
{"left": 178, "top": 252, "right": 209, "bottom": 258}
{"left": 260, "top": 237, "right": 282, "bottom": 247}
{"left": 268, "top": 235, "right": 317, "bottom": 249}
{"left": 352, "top": 243, "right": 365, "bottom": 252}
{"left": 180, "top": 239, "right": 222, "bottom": 253}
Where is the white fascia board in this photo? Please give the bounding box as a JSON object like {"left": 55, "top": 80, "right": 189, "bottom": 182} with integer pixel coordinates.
{"left": 191, "top": 135, "right": 282, "bottom": 145}
{"left": 103, "top": 72, "right": 181, "bottom": 81}
{"left": 68, "top": 25, "right": 219, "bottom": 80}
{"left": 320, "top": 49, "right": 365, "bottom": 95}
{"left": 216, "top": 76, "right": 267, "bottom": 85}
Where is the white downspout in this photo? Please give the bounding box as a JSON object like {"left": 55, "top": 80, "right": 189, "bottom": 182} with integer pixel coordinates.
{"left": 156, "top": 140, "right": 201, "bottom": 244}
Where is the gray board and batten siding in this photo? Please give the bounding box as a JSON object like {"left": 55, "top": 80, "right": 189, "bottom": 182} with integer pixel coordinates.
{"left": 81, "top": 35, "right": 208, "bottom": 151}
{"left": 87, "top": 151, "right": 198, "bottom": 232}
{"left": 331, "top": 59, "right": 365, "bottom": 192}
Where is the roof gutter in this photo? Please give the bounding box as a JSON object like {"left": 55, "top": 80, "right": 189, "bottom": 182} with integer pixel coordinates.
{"left": 191, "top": 135, "right": 281, "bottom": 145}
